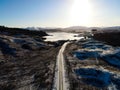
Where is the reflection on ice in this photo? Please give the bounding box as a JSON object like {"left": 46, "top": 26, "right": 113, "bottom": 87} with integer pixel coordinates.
{"left": 44, "top": 32, "right": 83, "bottom": 41}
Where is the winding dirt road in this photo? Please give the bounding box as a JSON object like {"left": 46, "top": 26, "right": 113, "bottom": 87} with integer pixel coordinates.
{"left": 53, "top": 42, "right": 69, "bottom": 90}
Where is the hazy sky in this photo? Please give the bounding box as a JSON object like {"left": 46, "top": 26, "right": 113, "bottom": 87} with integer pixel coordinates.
{"left": 0, "top": 0, "right": 120, "bottom": 27}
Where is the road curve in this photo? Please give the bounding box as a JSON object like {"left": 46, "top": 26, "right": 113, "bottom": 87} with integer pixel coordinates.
{"left": 53, "top": 42, "right": 69, "bottom": 90}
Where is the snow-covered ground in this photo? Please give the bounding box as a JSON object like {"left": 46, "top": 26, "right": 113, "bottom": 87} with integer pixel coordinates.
{"left": 72, "top": 39, "right": 120, "bottom": 89}
{"left": 74, "top": 39, "right": 120, "bottom": 68}
{"left": 74, "top": 68, "right": 111, "bottom": 87}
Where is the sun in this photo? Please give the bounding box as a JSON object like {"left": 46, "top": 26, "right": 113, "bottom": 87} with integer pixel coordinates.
{"left": 69, "top": 0, "right": 92, "bottom": 26}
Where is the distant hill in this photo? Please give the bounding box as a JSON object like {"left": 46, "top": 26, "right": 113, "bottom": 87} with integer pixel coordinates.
{"left": 102, "top": 26, "right": 120, "bottom": 30}
{"left": 25, "top": 27, "right": 62, "bottom": 32}
{"left": 25, "top": 26, "right": 120, "bottom": 33}
{"left": 64, "top": 26, "right": 88, "bottom": 30}
{"left": 25, "top": 26, "right": 91, "bottom": 32}
{"left": 25, "top": 27, "right": 41, "bottom": 31}
{"left": 0, "top": 26, "right": 48, "bottom": 37}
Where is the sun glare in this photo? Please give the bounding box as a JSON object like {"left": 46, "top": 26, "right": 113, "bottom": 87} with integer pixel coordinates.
{"left": 69, "top": 0, "right": 92, "bottom": 26}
